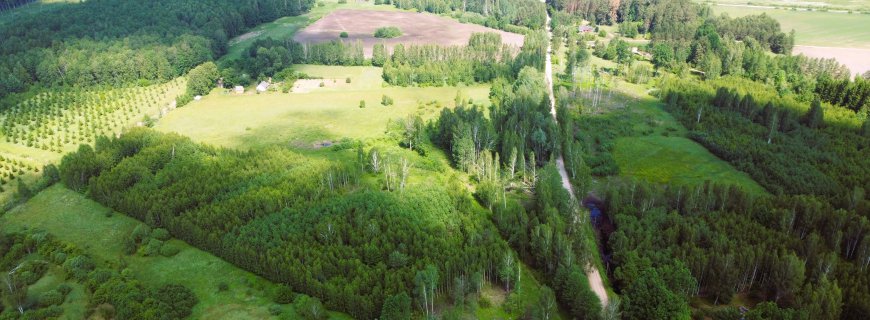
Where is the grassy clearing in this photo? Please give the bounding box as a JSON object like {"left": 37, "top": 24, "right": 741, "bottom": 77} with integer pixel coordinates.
{"left": 156, "top": 65, "right": 490, "bottom": 150}
{"left": 0, "top": 184, "right": 351, "bottom": 320}
{"left": 569, "top": 72, "right": 766, "bottom": 194}
{"left": 614, "top": 136, "right": 767, "bottom": 193}
{"left": 711, "top": 5, "right": 870, "bottom": 48}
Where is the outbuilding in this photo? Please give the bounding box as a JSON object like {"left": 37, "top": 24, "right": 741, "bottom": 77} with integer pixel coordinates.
{"left": 234, "top": 86, "right": 244, "bottom": 94}
{"left": 256, "top": 81, "right": 270, "bottom": 93}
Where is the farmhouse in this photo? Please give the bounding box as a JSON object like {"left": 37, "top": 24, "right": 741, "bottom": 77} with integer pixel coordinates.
{"left": 579, "top": 25, "right": 595, "bottom": 33}
{"left": 234, "top": 86, "right": 244, "bottom": 94}
{"left": 256, "top": 81, "right": 270, "bottom": 92}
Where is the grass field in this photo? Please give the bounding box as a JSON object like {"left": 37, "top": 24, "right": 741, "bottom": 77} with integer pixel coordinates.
{"left": 569, "top": 73, "right": 767, "bottom": 194}
{"left": 614, "top": 136, "right": 767, "bottom": 193}
{"left": 711, "top": 5, "right": 870, "bottom": 48}
{"left": 699, "top": 0, "right": 870, "bottom": 11}
{"left": 0, "top": 184, "right": 352, "bottom": 320}
{"left": 156, "top": 65, "right": 490, "bottom": 150}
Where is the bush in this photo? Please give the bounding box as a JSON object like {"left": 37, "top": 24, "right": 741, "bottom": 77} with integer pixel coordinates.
{"left": 269, "top": 304, "right": 283, "bottom": 316}
{"left": 217, "top": 282, "right": 229, "bottom": 292}
{"left": 374, "top": 26, "right": 402, "bottom": 38}
{"left": 57, "top": 284, "right": 73, "bottom": 296}
{"left": 274, "top": 285, "right": 296, "bottom": 304}
{"left": 346, "top": 77, "right": 351, "bottom": 83}
{"left": 294, "top": 295, "right": 327, "bottom": 320}
{"left": 381, "top": 95, "right": 394, "bottom": 106}
{"left": 40, "top": 290, "right": 64, "bottom": 307}
{"left": 159, "top": 244, "right": 180, "bottom": 257}
{"left": 339, "top": 31, "right": 348, "bottom": 38}
{"left": 151, "top": 228, "right": 171, "bottom": 241}
{"left": 359, "top": 100, "right": 366, "bottom": 108}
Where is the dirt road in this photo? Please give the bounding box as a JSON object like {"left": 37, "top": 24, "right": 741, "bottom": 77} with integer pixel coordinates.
{"left": 542, "top": 3, "right": 610, "bottom": 308}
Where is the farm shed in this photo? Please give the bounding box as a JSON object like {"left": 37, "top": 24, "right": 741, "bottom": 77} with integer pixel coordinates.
{"left": 234, "top": 86, "right": 244, "bottom": 94}
{"left": 256, "top": 81, "right": 270, "bottom": 92}
{"left": 579, "top": 25, "right": 595, "bottom": 33}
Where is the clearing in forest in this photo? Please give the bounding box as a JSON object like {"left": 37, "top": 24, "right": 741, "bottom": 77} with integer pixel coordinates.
{"left": 0, "top": 184, "right": 352, "bottom": 320}
{"left": 614, "top": 136, "right": 768, "bottom": 194}
{"left": 293, "top": 9, "right": 525, "bottom": 57}
{"left": 155, "top": 65, "right": 491, "bottom": 150}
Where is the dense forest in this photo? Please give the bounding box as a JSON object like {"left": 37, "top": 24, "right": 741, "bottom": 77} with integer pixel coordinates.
{"left": 0, "top": 0, "right": 314, "bottom": 97}
{"left": 55, "top": 128, "right": 523, "bottom": 318}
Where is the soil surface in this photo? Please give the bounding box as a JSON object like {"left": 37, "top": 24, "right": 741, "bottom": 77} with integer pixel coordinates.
{"left": 294, "top": 9, "right": 524, "bottom": 57}
{"left": 793, "top": 45, "right": 870, "bottom": 76}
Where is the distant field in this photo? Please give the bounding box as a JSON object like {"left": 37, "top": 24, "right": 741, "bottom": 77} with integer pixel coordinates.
{"left": 294, "top": 9, "right": 525, "bottom": 57}
{"left": 711, "top": 5, "right": 870, "bottom": 48}
{"left": 0, "top": 184, "right": 351, "bottom": 320}
{"left": 614, "top": 136, "right": 768, "bottom": 193}
{"left": 221, "top": 1, "right": 402, "bottom": 62}
{"left": 699, "top": 0, "right": 870, "bottom": 11}
{"left": 156, "top": 65, "right": 490, "bottom": 149}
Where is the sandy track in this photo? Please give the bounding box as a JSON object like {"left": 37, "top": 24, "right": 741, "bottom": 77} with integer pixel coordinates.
{"left": 294, "top": 10, "right": 524, "bottom": 57}
{"left": 793, "top": 45, "right": 870, "bottom": 76}
{"left": 543, "top": 3, "right": 610, "bottom": 308}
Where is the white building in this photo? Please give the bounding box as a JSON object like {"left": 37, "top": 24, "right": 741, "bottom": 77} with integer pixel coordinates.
{"left": 256, "top": 81, "right": 270, "bottom": 93}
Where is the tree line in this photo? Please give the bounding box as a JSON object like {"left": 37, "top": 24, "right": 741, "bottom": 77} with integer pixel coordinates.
{"left": 0, "top": 0, "right": 314, "bottom": 98}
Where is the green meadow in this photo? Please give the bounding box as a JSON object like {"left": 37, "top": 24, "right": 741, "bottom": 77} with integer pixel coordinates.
{"left": 614, "top": 136, "right": 767, "bottom": 193}
{"left": 0, "top": 184, "right": 352, "bottom": 320}
{"left": 156, "top": 65, "right": 490, "bottom": 150}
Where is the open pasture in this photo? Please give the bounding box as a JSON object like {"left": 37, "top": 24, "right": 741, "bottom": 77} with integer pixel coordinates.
{"left": 156, "top": 65, "right": 490, "bottom": 150}
{"left": 293, "top": 9, "right": 525, "bottom": 57}
{"left": 0, "top": 184, "right": 351, "bottom": 320}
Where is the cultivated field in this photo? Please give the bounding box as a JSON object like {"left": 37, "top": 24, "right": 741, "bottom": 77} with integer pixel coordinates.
{"left": 156, "top": 65, "right": 490, "bottom": 150}
{"left": 793, "top": 45, "right": 870, "bottom": 75}
{"left": 0, "top": 185, "right": 352, "bottom": 320}
{"left": 712, "top": 5, "right": 870, "bottom": 48}
{"left": 294, "top": 9, "right": 525, "bottom": 57}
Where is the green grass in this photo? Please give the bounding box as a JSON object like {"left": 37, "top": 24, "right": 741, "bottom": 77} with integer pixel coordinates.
{"left": 25, "top": 266, "right": 88, "bottom": 320}
{"left": 614, "top": 136, "right": 767, "bottom": 193}
{"left": 711, "top": 5, "right": 870, "bottom": 48}
{"left": 156, "top": 65, "right": 490, "bottom": 150}
{"left": 0, "top": 184, "right": 351, "bottom": 320}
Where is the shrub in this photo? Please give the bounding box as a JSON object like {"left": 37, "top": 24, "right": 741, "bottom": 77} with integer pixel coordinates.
{"left": 159, "top": 244, "right": 180, "bottom": 257}
{"left": 374, "top": 26, "right": 402, "bottom": 38}
{"left": 339, "top": 31, "right": 348, "bottom": 38}
{"left": 40, "top": 290, "right": 64, "bottom": 307}
{"left": 346, "top": 77, "right": 351, "bottom": 83}
{"left": 381, "top": 95, "right": 394, "bottom": 106}
{"left": 359, "top": 100, "right": 366, "bottom": 108}
{"left": 151, "top": 228, "right": 170, "bottom": 241}
{"left": 217, "top": 282, "right": 229, "bottom": 292}
{"left": 274, "top": 285, "right": 296, "bottom": 304}
{"left": 269, "top": 304, "right": 283, "bottom": 316}
{"left": 598, "top": 30, "right": 606, "bottom": 37}
{"left": 319, "top": 82, "right": 325, "bottom": 87}
{"left": 57, "top": 284, "right": 73, "bottom": 296}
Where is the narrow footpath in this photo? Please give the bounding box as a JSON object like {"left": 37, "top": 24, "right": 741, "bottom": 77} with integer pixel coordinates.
{"left": 541, "top": 3, "right": 610, "bottom": 307}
